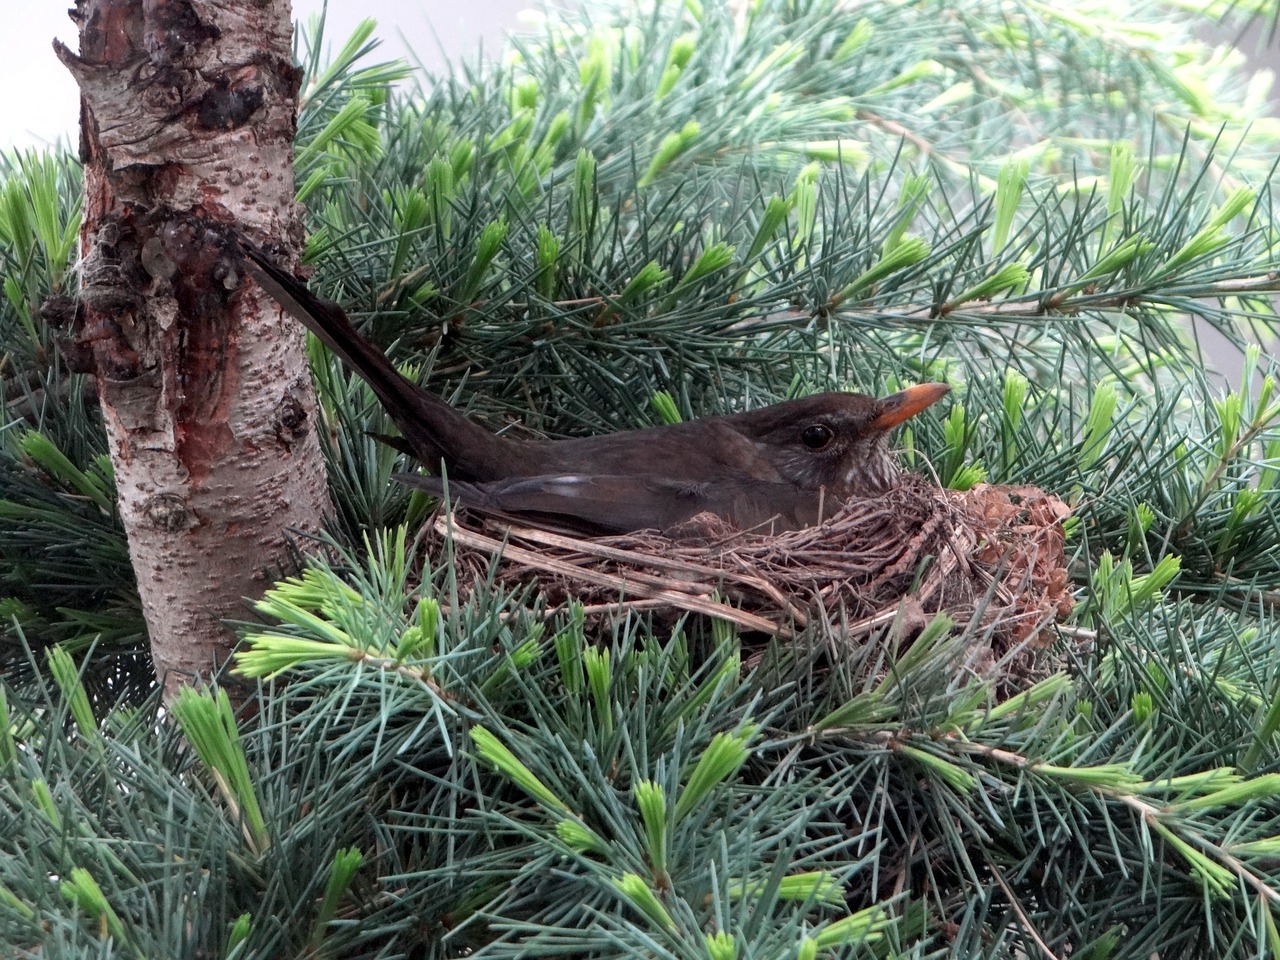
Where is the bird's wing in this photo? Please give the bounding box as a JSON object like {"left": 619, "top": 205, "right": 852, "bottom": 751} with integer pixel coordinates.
{"left": 397, "top": 473, "right": 686, "bottom": 533}
{"left": 395, "top": 473, "right": 826, "bottom": 535}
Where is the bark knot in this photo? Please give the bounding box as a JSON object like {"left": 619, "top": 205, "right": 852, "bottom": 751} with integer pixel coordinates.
{"left": 144, "top": 492, "right": 194, "bottom": 532}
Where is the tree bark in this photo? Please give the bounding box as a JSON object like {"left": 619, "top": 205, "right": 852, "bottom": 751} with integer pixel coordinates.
{"left": 53, "top": 0, "right": 332, "bottom": 698}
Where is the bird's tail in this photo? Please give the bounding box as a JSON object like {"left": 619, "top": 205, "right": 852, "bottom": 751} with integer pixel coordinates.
{"left": 236, "top": 237, "right": 510, "bottom": 479}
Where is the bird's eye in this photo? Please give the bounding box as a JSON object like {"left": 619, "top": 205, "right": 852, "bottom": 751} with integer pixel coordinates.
{"left": 801, "top": 424, "right": 834, "bottom": 450}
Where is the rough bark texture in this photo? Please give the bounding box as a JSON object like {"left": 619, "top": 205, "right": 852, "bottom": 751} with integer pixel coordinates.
{"left": 53, "top": 0, "right": 332, "bottom": 697}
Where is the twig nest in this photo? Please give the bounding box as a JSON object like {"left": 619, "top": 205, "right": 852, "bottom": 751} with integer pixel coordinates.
{"left": 434, "top": 475, "right": 1073, "bottom": 659}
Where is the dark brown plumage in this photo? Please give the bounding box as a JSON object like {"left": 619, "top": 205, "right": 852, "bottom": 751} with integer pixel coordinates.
{"left": 238, "top": 239, "right": 949, "bottom": 534}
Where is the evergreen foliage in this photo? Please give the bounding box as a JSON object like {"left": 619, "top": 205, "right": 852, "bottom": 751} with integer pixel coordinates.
{"left": 5, "top": 0, "right": 1280, "bottom": 955}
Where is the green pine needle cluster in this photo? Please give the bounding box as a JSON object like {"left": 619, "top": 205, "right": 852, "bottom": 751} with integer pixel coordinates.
{"left": 5, "top": 0, "right": 1280, "bottom": 956}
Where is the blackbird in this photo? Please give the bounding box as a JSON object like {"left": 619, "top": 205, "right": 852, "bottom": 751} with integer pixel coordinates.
{"left": 238, "top": 240, "right": 949, "bottom": 534}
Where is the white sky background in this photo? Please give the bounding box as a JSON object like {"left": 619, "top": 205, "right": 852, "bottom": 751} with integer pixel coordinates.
{"left": 3, "top": 2, "right": 532, "bottom": 151}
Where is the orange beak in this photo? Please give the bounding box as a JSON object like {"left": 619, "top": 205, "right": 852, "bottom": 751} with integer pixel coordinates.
{"left": 869, "top": 382, "right": 951, "bottom": 431}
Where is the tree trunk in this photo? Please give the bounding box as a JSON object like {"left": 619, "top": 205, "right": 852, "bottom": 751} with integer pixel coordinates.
{"left": 53, "top": 0, "right": 332, "bottom": 698}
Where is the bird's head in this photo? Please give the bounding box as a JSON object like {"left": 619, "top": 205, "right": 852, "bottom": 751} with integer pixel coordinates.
{"left": 739, "top": 383, "right": 951, "bottom": 494}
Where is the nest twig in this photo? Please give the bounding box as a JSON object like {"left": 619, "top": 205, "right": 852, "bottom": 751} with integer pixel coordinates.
{"left": 432, "top": 475, "right": 1074, "bottom": 666}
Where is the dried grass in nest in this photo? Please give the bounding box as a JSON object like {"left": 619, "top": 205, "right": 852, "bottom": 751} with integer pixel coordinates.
{"left": 432, "top": 474, "right": 1074, "bottom": 671}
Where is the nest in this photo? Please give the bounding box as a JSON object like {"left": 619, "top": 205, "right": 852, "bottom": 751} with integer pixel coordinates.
{"left": 432, "top": 474, "right": 1074, "bottom": 672}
